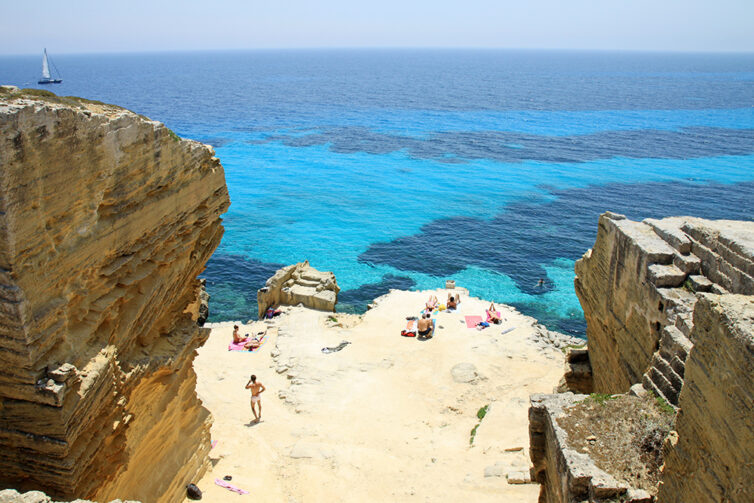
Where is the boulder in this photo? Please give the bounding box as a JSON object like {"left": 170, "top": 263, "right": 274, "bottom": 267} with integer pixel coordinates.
{"left": 257, "top": 261, "right": 339, "bottom": 318}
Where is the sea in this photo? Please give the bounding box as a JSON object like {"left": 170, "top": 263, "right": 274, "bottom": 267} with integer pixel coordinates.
{"left": 2, "top": 49, "right": 753, "bottom": 336}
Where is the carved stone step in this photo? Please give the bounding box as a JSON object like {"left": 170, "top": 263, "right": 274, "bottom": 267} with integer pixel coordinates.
{"left": 673, "top": 253, "right": 701, "bottom": 275}
{"left": 669, "top": 355, "right": 686, "bottom": 378}
{"left": 648, "top": 367, "right": 680, "bottom": 405}
{"left": 660, "top": 325, "right": 693, "bottom": 361}
{"left": 648, "top": 263, "right": 687, "bottom": 288}
{"left": 688, "top": 274, "right": 714, "bottom": 293}
{"left": 643, "top": 374, "right": 672, "bottom": 406}
{"left": 675, "top": 315, "right": 695, "bottom": 339}
{"left": 652, "top": 355, "right": 683, "bottom": 391}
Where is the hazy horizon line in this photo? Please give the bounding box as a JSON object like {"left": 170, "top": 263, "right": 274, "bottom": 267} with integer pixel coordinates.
{"left": 3, "top": 46, "right": 754, "bottom": 58}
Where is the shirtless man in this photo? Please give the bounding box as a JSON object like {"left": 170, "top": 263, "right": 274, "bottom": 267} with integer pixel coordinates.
{"left": 417, "top": 312, "right": 434, "bottom": 339}
{"left": 245, "top": 374, "right": 266, "bottom": 422}
{"left": 447, "top": 293, "right": 461, "bottom": 310}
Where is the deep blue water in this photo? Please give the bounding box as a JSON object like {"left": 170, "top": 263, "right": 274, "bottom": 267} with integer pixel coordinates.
{"left": 2, "top": 50, "right": 753, "bottom": 336}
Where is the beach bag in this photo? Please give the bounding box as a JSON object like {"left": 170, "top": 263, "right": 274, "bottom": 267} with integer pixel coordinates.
{"left": 401, "top": 330, "right": 416, "bottom": 337}
{"left": 186, "top": 483, "right": 202, "bottom": 500}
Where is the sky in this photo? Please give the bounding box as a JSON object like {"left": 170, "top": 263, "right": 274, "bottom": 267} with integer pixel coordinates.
{"left": 2, "top": 0, "right": 753, "bottom": 55}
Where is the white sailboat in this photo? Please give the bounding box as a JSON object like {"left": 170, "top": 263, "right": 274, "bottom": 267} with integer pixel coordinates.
{"left": 38, "top": 49, "right": 62, "bottom": 84}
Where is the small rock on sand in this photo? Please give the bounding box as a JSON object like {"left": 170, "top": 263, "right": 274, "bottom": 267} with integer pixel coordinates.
{"left": 484, "top": 463, "right": 505, "bottom": 478}
{"left": 451, "top": 363, "right": 478, "bottom": 383}
{"left": 506, "top": 471, "right": 531, "bottom": 484}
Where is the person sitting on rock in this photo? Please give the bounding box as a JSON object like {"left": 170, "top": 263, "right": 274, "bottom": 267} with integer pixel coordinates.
{"left": 447, "top": 293, "right": 461, "bottom": 310}
{"left": 486, "top": 303, "right": 502, "bottom": 324}
{"left": 425, "top": 295, "right": 439, "bottom": 311}
{"left": 232, "top": 325, "right": 247, "bottom": 344}
{"left": 417, "top": 312, "right": 434, "bottom": 339}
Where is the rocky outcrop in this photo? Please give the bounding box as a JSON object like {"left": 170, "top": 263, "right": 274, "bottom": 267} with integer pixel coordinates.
{"left": 529, "top": 393, "right": 652, "bottom": 503}
{"left": 574, "top": 212, "right": 754, "bottom": 402}
{"left": 658, "top": 294, "right": 754, "bottom": 503}
{"left": 0, "top": 488, "right": 137, "bottom": 503}
{"left": 257, "top": 261, "right": 339, "bottom": 318}
{"left": 0, "top": 89, "right": 229, "bottom": 502}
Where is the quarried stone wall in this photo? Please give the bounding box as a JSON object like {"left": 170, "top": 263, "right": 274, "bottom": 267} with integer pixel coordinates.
{"left": 574, "top": 212, "right": 753, "bottom": 403}
{"left": 658, "top": 294, "right": 754, "bottom": 503}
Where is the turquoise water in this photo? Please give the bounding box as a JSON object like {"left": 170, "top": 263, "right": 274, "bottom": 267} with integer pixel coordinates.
{"left": 2, "top": 50, "right": 753, "bottom": 334}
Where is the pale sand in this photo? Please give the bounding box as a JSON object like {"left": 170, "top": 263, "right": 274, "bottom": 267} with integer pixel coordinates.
{"left": 190, "top": 289, "right": 566, "bottom": 502}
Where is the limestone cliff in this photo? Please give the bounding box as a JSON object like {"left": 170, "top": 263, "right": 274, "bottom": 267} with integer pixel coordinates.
{"left": 257, "top": 261, "right": 339, "bottom": 318}
{"left": 658, "top": 294, "right": 754, "bottom": 503}
{"left": 574, "top": 212, "right": 753, "bottom": 401}
{"left": 0, "top": 88, "right": 229, "bottom": 502}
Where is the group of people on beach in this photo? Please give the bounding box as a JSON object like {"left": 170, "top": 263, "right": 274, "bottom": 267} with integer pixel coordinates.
{"left": 233, "top": 325, "right": 265, "bottom": 350}
{"left": 417, "top": 293, "right": 462, "bottom": 339}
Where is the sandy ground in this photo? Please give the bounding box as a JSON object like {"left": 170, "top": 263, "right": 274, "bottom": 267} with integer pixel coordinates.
{"left": 189, "top": 289, "right": 569, "bottom": 502}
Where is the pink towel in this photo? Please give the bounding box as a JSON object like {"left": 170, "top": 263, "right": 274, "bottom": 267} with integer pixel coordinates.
{"left": 228, "top": 337, "right": 266, "bottom": 352}
{"left": 465, "top": 315, "right": 483, "bottom": 328}
{"left": 215, "top": 478, "right": 249, "bottom": 495}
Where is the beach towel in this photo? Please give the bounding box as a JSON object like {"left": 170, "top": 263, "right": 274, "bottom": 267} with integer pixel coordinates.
{"left": 465, "top": 315, "right": 483, "bottom": 328}
{"left": 402, "top": 319, "right": 418, "bottom": 337}
{"left": 215, "top": 478, "right": 249, "bottom": 495}
{"left": 501, "top": 326, "right": 516, "bottom": 335}
{"left": 228, "top": 336, "right": 266, "bottom": 352}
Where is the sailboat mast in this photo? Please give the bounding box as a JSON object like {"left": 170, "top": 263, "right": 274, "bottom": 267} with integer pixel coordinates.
{"left": 41, "top": 48, "right": 51, "bottom": 80}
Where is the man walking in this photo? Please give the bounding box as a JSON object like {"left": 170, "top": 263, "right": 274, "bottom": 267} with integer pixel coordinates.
{"left": 245, "top": 374, "right": 266, "bottom": 422}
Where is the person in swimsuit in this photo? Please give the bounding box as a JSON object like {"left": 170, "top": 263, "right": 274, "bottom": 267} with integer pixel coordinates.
{"left": 245, "top": 374, "right": 266, "bottom": 422}
{"left": 417, "top": 312, "right": 434, "bottom": 338}
{"left": 446, "top": 293, "right": 461, "bottom": 310}
{"left": 232, "top": 325, "right": 247, "bottom": 344}
{"left": 425, "top": 295, "right": 439, "bottom": 311}
{"left": 486, "top": 303, "right": 502, "bottom": 324}
{"left": 243, "top": 332, "right": 266, "bottom": 351}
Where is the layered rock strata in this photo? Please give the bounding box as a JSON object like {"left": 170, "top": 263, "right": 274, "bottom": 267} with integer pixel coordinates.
{"left": 658, "top": 294, "right": 754, "bottom": 503}
{"left": 574, "top": 212, "right": 754, "bottom": 402}
{"left": 257, "top": 261, "right": 339, "bottom": 318}
{"left": 0, "top": 89, "right": 229, "bottom": 502}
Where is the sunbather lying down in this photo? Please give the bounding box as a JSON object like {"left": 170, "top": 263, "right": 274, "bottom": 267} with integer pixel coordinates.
{"left": 486, "top": 303, "right": 502, "bottom": 324}
{"left": 244, "top": 336, "right": 264, "bottom": 350}
{"left": 447, "top": 293, "right": 461, "bottom": 310}
{"left": 425, "top": 295, "right": 439, "bottom": 311}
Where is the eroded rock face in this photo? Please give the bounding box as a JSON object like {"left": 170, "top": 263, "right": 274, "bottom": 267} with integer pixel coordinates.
{"left": 257, "top": 261, "right": 339, "bottom": 318}
{"left": 574, "top": 212, "right": 754, "bottom": 400}
{"left": 0, "top": 91, "right": 229, "bottom": 502}
{"left": 658, "top": 294, "right": 754, "bottom": 503}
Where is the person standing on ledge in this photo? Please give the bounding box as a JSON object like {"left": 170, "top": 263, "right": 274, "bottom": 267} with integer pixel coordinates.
{"left": 245, "top": 374, "right": 266, "bottom": 422}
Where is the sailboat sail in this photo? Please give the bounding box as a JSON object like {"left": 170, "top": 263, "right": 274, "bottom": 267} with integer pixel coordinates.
{"left": 41, "top": 49, "right": 51, "bottom": 80}
{"left": 38, "top": 48, "right": 62, "bottom": 84}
